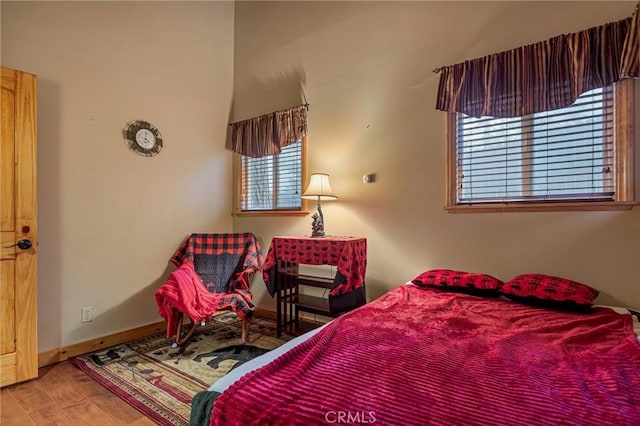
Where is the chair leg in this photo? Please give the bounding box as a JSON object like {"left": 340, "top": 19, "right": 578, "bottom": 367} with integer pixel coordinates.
{"left": 173, "top": 312, "right": 249, "bottom": 346}
{"left": 172, "top": 313, "right": 199, "bottom": 352}
{"left": 171, "top": 313, "right": 184, "bottom": 348}
{"left": 241, "top": 318, "right": 250, "bottom": 343}
{"left": 176, "top": 322, "right": 198, "bottom": 351}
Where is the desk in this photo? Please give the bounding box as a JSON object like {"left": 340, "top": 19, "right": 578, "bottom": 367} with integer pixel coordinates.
{"left": 263, "top": 236, "right": 367, "bottom": 336}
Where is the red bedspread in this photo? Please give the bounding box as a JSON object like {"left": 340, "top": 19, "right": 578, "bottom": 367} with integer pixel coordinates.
{"left": 210, "top": 284, "right": 640, "bottom": 425}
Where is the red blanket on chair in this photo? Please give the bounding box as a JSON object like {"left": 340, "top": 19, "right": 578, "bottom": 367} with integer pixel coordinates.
{"left": 155, "top": 261, "right": 253, "bottom": 338}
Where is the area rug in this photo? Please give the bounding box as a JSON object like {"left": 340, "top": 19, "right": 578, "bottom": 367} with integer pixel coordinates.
{"left": 70, "top": 313, "right": 293, "bottom": 426}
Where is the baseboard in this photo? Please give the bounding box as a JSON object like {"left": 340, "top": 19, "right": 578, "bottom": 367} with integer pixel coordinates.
{"left": 37, "top": 308, "right": 326, "bottom": 368}
{"left": 38, "top": 320, "right": 167, "bottom": 368}
{"left": 38, "top": 348, "right": 61, "bottom": 368}
{"left": 254, "top": 307, "right": 277, "bottom": 320}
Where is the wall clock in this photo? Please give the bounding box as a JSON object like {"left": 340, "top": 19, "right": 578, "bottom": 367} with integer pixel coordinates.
{"left": 123, "top": 120, "right": 163, "bottom": 157}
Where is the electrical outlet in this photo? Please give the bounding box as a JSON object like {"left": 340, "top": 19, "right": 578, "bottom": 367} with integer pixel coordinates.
{"left": 81, "top": 306, "right": 93, "bottom": 323}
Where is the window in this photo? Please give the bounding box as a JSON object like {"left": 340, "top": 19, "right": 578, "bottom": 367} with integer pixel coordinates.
{"left": 446, "top": 80, "right": 634, "bottom": 212}
{"left": 234, "top": 137, "right": 307, "bottom": 215}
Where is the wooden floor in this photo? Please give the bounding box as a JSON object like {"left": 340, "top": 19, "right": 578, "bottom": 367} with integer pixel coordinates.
{"left": 1, "top": 361, "right": 156, "bottom": 425}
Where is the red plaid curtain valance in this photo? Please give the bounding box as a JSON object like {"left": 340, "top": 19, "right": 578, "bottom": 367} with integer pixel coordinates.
{"left": 228, "top": 104, "right": 308, "bottom": 158}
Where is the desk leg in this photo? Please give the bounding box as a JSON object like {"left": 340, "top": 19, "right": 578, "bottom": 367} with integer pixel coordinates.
{"left": 276, "top": 261, "right": 283, "bottom": 337}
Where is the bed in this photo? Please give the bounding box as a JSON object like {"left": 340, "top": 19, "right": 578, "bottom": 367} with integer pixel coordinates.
{"left": 190, "top": 274, "right": 640, "bottom": 426}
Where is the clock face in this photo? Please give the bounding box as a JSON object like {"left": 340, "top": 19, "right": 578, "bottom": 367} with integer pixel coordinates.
{"left": 123, "top": 120, "right": 163, "bottom": 157}
{"left": 135, "top": 129, "right": 156, "bottom": 150}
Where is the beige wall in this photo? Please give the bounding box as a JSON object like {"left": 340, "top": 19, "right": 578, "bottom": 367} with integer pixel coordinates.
{"left": 233, "top": 1, "right": 640, "bottom": 311}
{"left": 1, "top": 1, "right": 638, "bottom": 354}
{"left": 2, "top": 1, "right": 235, "bottom": 351}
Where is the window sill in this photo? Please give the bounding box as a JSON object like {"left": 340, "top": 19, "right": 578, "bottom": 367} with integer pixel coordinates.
{"left": 233, "top": 210, "right": 310, "bottom": 217}
{"left": 445, "top": 201, "right": 637, "bottom": 213}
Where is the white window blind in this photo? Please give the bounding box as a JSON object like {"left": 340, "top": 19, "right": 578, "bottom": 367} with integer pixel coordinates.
{"left": 456, "top": 86, "right": 615, "bottom": 204}
{"left": 241, "top": 141, "right": 302, "bottom": 211}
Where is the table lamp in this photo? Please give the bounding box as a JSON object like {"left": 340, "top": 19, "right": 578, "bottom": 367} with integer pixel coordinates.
{"left": 302, "top": 173, "right": 337, "bottom": 237}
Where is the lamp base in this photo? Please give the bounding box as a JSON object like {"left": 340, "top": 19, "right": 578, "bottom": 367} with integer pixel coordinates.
{"left": 310, "top": 202, "right": 326, "bottom": 238}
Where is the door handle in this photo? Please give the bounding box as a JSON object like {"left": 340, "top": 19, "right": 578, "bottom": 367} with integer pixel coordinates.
{"left": 4, "top": 239, "right": 33, "bottom": 250}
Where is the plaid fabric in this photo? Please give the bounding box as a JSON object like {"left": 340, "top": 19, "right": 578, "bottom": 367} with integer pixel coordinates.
{"left": 412, "top": 269, "right": 503, "bottom": 296}
{"left": 261, "top": 236, "right": 367, "bottom": 315}
{"left": 170, "top": 233, "right": 264, "bottom": 275}
{"left": 501, "top": 273, "right": 599, "bottom": 307}
{"left": 262, "top": 236, "right": 366, "bottom": 297}
{"left": 156, "top": 233, "right": 264, "bottom": 338}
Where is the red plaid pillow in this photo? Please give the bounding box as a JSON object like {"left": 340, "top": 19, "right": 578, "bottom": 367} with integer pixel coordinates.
{"left": 501, "top": 274, "right": 599, "bottom": 310}
{"left": 412, "top": 269, "right": 503, "bottom": 296}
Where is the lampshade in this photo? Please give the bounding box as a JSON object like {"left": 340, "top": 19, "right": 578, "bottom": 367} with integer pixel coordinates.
{"left": 302, "top": 173, "right": 337, "bottom": 200}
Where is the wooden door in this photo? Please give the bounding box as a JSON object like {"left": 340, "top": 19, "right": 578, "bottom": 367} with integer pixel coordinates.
{"left": 1, "top": 67, "right": 38, "bottom": 387}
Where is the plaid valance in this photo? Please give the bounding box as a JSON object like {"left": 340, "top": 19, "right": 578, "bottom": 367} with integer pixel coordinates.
{"left": 228, "top": 104, "right": 308, "bottom": 158}
{"left": 435, "top": 16, "right": 632, "bottom": 118}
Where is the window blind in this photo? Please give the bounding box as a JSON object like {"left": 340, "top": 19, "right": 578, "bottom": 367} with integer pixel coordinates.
{"left": 456, "top": 86, "right": 615, "bottom": 204}
{"left": 241, "top": 141, "right": 302, "bottom": 211}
